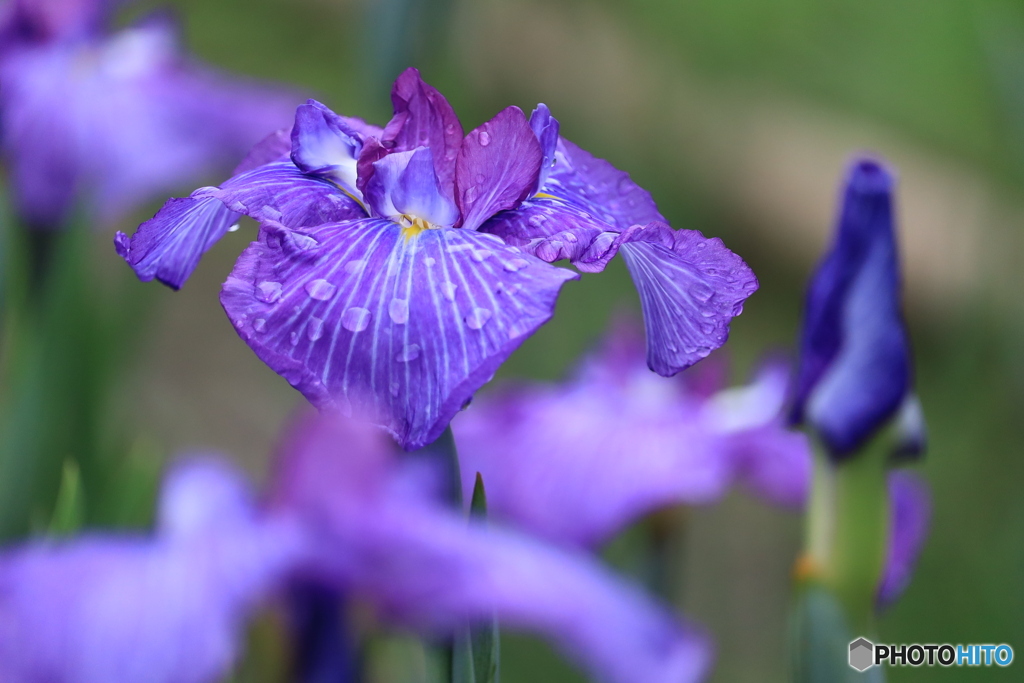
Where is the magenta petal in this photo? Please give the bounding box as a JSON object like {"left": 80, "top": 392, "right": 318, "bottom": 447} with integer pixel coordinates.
{"left": 382, "top": 68, "right": 463, "bottom": 200}
{"left": 220, "top": 220, "right": 577, "bottom": 449}
{"left": 877, "top": 470, "right": 931, "bottom": 609}
{"left": 274, "top": 413, "right": 713, "bottom": 683}
{"left": 455, "top": 107, "right": 543, "bottom": 231}
{"left": 618, "top": 224, "right": 758, "bottom": 375}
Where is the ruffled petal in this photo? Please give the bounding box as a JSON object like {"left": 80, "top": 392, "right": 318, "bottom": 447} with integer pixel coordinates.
{"left": 618, "top": 224, "right": 758, "bottom": 375}
{"left": 877, "top": 470, "right": 931, "bottom": 610}
{"left": 0, "top": 459, "right": 303, "bottom": 683}
{"left": 274, "top": 413, "right": 714, "bottom": 683}
{"left": 115, "top": 196, "right": 240, "bottom": 289}
{"left": 117, "top": 158, "right": 363, "bottom": 289}
{"left": 381, "top": 68, "right": 463, "bottom": 201}
{"left": 220, "top": 220, "right": 577, "bottom": 449}
{"left": 792, "top": 160, "right": 912, "bottom": 456}
{"left": 455, "top": 106, "right": 543, "bottom": 231}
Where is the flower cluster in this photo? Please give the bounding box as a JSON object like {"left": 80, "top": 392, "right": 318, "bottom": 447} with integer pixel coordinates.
{"left": 0, "top": 412, "right": 712, "bottom": 683}
{"left": 116, "top": 68, "right": 758, "bottom": 449}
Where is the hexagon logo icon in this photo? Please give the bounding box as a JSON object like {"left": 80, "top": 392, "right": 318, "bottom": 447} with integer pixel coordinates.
{"left": 849, "top": 638, "right": 875, "bottom": 672}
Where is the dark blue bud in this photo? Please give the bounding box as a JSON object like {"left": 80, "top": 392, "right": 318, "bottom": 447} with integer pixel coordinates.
{"left": 791, "top": 158, "right": 915, "bottom": 458}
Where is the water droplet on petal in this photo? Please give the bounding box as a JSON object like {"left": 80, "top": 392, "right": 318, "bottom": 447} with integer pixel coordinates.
{"left": 341, "top": 307, "right": 371, "bottom": 332}
{"left": 471, "top": 249, "right": 493, "bottom": 263}
{"left": 478, "top": 131, "right": 491, "bottom": 146}
{"left": 465, "top": 307, "right": 492, "bottom": 329}
{"left": 528, "top": 214, "right": 547, "bottom": 227}
{"left": 290, "top": 331, "right": 301, "bottom": 346}
{"left": 345, "top": 260, "right": 367, "bottom": 275}
{"left": 700, "top": 322, "right": 716, "bottom": 335}
{"left": 424, "top": 257, "right": 436, "bottom": 266}
{"left": 464, "top": 186, "right": 478, "bottom": 203}
{"left": 396, "top": 344, "right": 421, "bottom": 362}
{"left": 389, "top": 298, "right": 410, "bottom": 324}
{"left": 503, "top": 258, "right": 529, "bottom": 272}
{"left": 257, "top": 281, "right": 283, "bottom": 304}
{"left": 305, "top": 278, "right": 337, "bottom": 301}
{"left": 441, "top": 282, "right": 458, "bottom": 302}
{"left": 689, "top": 282, "right": 713, "bottom": 303}
{"left": 307, "top": 316, "right": 325, "bottom": 341}
{"left": 445, "top": 148, "right": 457, "bottom": 161}
{"left": 564, "top": 232, "right": 578, "bottom": 243}
{"left": 445, "top": 123, "right": 456, "bottom": 134}
{"left": 252, "top": 318, "right": 267, "bottom": 333}
{"left": 227, "top": 223, "right": 240, "bottom": 233}
{"left": 475, "top": 173, "right": 486, "bottom": 185}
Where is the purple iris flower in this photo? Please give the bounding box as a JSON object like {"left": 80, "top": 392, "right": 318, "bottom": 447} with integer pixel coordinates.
{"left": 453, "top": 320, "right": 811, "bottom": 549}
{"left": 790, "top": 158, "right": 921, "bottom": 457}
{"left": 0, "top": 458, "right": 306, "bottom": 683}
{"left": 0, "top": 0, "right": 296, "bottom": 230}
{"left": 453, "top": 321, "right": 930, "bottom": 607}
{"left": 117, "top": 68, "right": 757, "bottom": 450}
{"left": 0, "top": 412, "right": 713, "bottom": 683}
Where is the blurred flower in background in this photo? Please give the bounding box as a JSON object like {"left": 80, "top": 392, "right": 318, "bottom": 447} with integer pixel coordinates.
{"left": 0, "top": 0, "right": 296, "bottom": 231}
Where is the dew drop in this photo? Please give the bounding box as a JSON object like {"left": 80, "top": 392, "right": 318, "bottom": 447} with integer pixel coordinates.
{"left": 445, "top": 123, "right": 456, "bottom": 134}
{"left": 689, "top": 282, "right": 713, "bottom": 303}
{"left": 464, "top": 186, "right": 478, "bottom": 203}
{"left": 396, "top": 344, "right": 421, "bottom": 362}
{"left": 503, "top": 258, "right": 529, "bottom": 272}
{"left": 305, "top": 278, "right": 337, "bottom": 301}
{"left": 424, "top": 257, "right": 436, "bottom": 266}
{"left": 345, "top": 260, "right": 367, "bottom": 275}
{"left": 256, "top": 281, "right": 283, "bottom": 304}
{"left": 227, "top": 223, "right": 240, "bottom": 233}
{"left": 307, "top": 316, "right": 325, "bottom": 341}
{"left": 564, "top": 232, "right": 578, "bottom": 243}
{"left": 475, "top": 173, "right": 486, "bottom": 185}
{"left": 471, "top": 249, "right": 493, "bottom": 263}
{"left": 341, "top": 307, "right": 371, "bottom": 332}
{"left": 440, "top": 282, "right": 458, "bottom": 302}
{"left": 445, "top": 148, "right": 457, "bottom": 161}
{"left": 528, "top": 214, "right": 547, "bottom": 227}
{"left": 465, "top": 307, "right": 492, "bottom": 329}
{"left": 389, "top": 298, "right": 410, "bottom": 324}
{"left": 290, "top": 331, "right": 300, "bottom": 346}
{"left": 479, "top": 131, "right": 491, "bottom": 146}
{"left": 252, "top": 318, "right": 267, "bottom": 333}
{"left": 700, "top": 322, "right": 716, "bottom": 335}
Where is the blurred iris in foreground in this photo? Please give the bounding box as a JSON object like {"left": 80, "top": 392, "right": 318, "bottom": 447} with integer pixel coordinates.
{"left": 117, "top": 67, "right": 757, "bottom": 450}
{"left": 0, "top": 412, "right": 712, "bottom": 683}
{"left": 0, "top": 0, "right": 296, "bottom": 231}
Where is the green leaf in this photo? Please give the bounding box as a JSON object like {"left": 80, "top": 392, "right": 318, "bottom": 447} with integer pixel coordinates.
{"left": 469, "top": 472, "right": 487, "bottom": 518}
{"left": 48, "top": 460, "right": 84, "bottom": 536}
{"left": 791, "top": 584, "right": 885, "bottom": 683}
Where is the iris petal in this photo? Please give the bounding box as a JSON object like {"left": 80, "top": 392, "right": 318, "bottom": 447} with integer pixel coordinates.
{"left": 290, "top": 100, "right": 362, "bottom": 197}
{"left": 220, "top": 220, "right": 577, "bottom": 450}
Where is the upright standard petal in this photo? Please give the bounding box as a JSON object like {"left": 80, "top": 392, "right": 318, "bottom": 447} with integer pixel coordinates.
{"left": 290, "top": 100, "right": 363, "bottom": 198}
{"left": 453, "top": 322, "right": 809, "bottom": 548}
{"left": 0, "top": 458, "right": 304, "bottom": 683}
{"left": 877, "top": 470, "right": 931, "bottom": 610}
{"left": 273, "top": 412, "right": 713, "bottom": 683}
{"left": 791, "top": 158, "right": 913, "bottom": 457}
{"left": 221, "top": 221, "right": 577, "bottom": 449}
{"left": 381, "top": 67, "right": 463, "bottom": 200}
{"left": 455, "top": 106, "right": 543, "bottom": 231}
{"left": 529, "top": 104, "right": 559, "bottom": 192}
{"left": 364, "top": 147, "right": 459, "bottom": 227}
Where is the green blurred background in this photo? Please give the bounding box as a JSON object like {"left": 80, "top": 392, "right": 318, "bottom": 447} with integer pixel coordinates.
{"left": 83, "top": 0, "right": 1024, "bottom": 679}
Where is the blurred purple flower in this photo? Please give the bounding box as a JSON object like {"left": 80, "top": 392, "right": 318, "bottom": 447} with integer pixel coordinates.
{"left": 453, "top": 321, "right": 811, "bottom": 548}
{"left": 0, "top": 458, "right": 305, "bottom": 683}
{"left": 790, "top": 158, "right": 922, "bottom": 457}
{"left": 877, "top": 469, "right": 931, "bottom": 610}
{"left": 0, "top": 0, "right": 297, "bottom": 230}
{"left": 117, "top": 68, "right": 757, "bottom": 450}
{"left": 0, "top": 413, "right": 713, "bottom": 683}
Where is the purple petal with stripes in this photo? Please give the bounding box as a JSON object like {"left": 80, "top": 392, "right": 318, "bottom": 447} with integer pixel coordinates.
{"left": 455, "top": 106, "right": 543, "bottom": 231}
{"left": 221, "top": 221, "right": 577, "bottom": 450}
{"left": 381, "top": 68, "right": 463, "bottom": 201}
